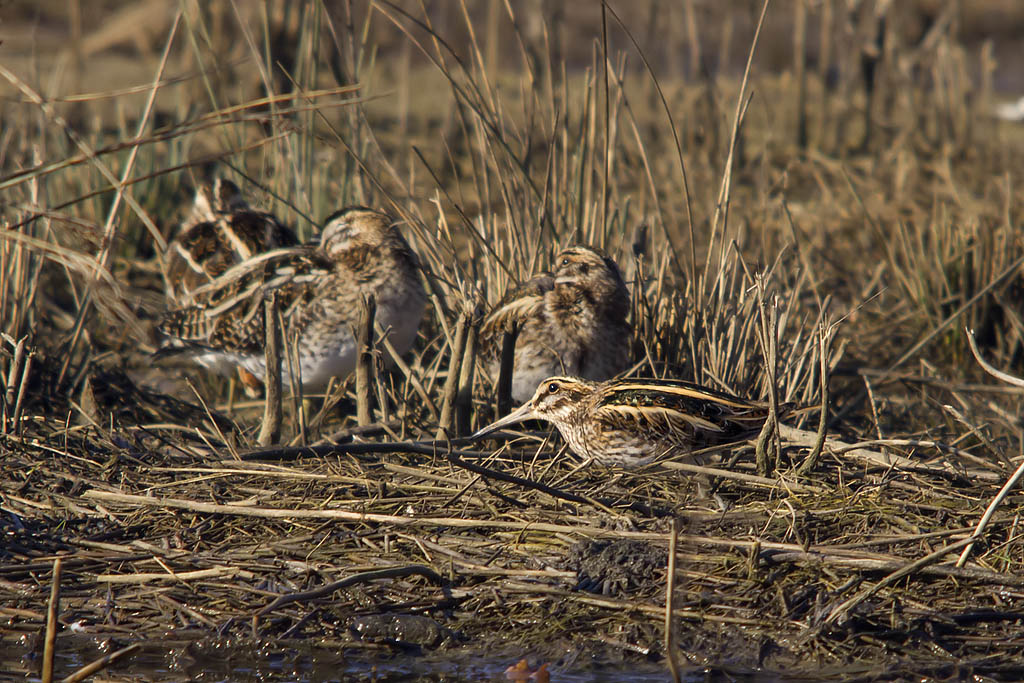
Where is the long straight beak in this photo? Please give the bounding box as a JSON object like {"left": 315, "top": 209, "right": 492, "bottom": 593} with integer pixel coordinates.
{"left": 470, "top": 401, "right": 536, "bottom": 440}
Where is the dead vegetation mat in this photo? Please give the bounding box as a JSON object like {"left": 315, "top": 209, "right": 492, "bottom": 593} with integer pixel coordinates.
{"left": 4, "top": 354, "right": 1024, "bottom": 680}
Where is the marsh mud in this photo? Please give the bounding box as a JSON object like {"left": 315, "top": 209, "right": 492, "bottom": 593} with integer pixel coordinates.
{"left": 3, "top": 632, "right": 764, "bottom": 682}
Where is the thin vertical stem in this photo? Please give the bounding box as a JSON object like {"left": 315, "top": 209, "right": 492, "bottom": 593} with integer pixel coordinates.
{"left": 437, "top": 308, "right": 470, "bottom": 439}
{"left": 42, "top": 558, "right": 63, "bottom": 683}
{"left": 664, "top": 519, "right": 681, "bottom": 683}
{"left": 284, "top": 320, "right": 307, "bottom": 446}
{"left": 755, "top": 281, "right": 780, "bottom": 476}
{"left": 794, "top": 0, "right": 808, "bottom": 149}
{"left": 456, "top": 299, "right": 482, "bottom": 436}
{"left": 817, "top": 0, "right": 833, "bottom": 149}
{"left": 682, "top": 0, "right": 701, "bottom": 80}
{"left": 258, "top": 295, "right": 282, "bottom": 447}
{"left": 496, "top": 320, "right": 520, "bottom": 415}
{"left": 54, "top": 13, "right": 180, "bottom": 387}
{"left": 799, "top": 321, "right": 832, "bottom": 475}
{"left": 356, "top": 294, "right": 377, "bottom": 426}
{"left": 600, "top": 2, "right": 611, "bottom": 245}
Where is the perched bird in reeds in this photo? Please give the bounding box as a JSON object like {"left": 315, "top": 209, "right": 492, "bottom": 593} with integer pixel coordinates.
{"left": 480, "top": 246, "right": 631, "bottom": 403}
{"left": 158, "top": 206, "right": 426, "bottom": 393}
{"left": 164, "top": 177, "right": 299, "bottom": 307}
{"left": 471, "top": 376, "right": 786, "bottom": 468}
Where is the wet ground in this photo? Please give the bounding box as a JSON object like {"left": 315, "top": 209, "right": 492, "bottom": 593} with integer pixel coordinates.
{"left": 4, "top": 633, "right": 776, "bottom": 682}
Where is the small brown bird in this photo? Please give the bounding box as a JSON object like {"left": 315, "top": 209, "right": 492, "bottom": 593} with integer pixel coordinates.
{"left": 472, "top": 376, "right": 785, "bottom": 468}
{"left": 164, "top": 178, "right": 299, "bottom": 307}
{"left": 158, "top": 206, "right": 426, "bottom": 393}
{"left": 481, "top": 246, "right": 631, "bottom": 403}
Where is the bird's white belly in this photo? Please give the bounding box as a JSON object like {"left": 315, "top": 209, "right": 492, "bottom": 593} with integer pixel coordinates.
{"left": 379, "top": 299, "right": 423, "bottom": 361}
{"left": 222, "top": 328, "right": 357, "bottom": 393}
{"left": 292, "top": 331, "right": 358, "bottom": 391}
{"left": 193, "top": 351, "right": 248, "bottom": 377}
{"left": 291, "top": 294, "right": 425, "bottom": 392}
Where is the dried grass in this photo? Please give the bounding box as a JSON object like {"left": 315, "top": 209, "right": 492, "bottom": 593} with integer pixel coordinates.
{"left": 3, "top": 1, "right": 1024, "bottom": 679}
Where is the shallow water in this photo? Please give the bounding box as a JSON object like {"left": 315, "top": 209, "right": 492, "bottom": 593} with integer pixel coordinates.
{"left": 4, "top": 633, "right": 798, "bottom": 682}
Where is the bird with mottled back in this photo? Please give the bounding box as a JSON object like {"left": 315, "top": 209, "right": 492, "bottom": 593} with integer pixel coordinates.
{"left": 164, "top": 177, "right": 299, "bottom": 307}
{"left": 472, "top": 376, "right": 789, "bottom": 468}
{"left": 480, "top": 246, "right": 632, "bottom": 403}
{"left": 158, "top": 206, "right": 426, "bottom": 393}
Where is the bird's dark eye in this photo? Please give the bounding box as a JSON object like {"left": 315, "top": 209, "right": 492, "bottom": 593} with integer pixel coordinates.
{"left": 560, "top": 257, "right": 570, "bottom": 267}
{"left": 547, "top": 382, "right": 559, "bottom": 393}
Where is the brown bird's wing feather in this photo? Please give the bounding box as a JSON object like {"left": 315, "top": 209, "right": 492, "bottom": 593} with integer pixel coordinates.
{"left": 224, "top": 210, "right": 299, "bottom": 254}
{"left": 159, "top": 246, "right": 327, "bottom": 355}
{"left": 480, "top": 273, "right": 554, "bottom": 356}
{"left": 186, "top": 177, "right": 248, "bottom": 226}
{"left": 165, "top": 221, "right": 225, "bottom": 302}
{"left": 596, "top": 379, "right": 775, "bottom": 441}
{"left": 165, "top": 211, "right": 299, "bottom": 305}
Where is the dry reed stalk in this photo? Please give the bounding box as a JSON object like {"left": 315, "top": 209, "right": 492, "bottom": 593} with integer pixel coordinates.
{"left": 955, "top": 329, "right": 1024, "bottom": 566}
{"left": 356, "top": 295, "right": 377, "bottom": 426}
{"left": 754, "top": 281, "right": 781, "bottom": 476}
{"left": 60, "top": 644, "right": 141, "bottom": 683}
{"left": 378, "top": 332, "right": 439, "bottom": 422}
{"left": 257, "top": 294, "right": 282, "bottom": 447}
{"left": 258, "top": 564, "right": 445, "bottom": 616}
{"left": 664, "top": 518, "right": 681, "bottom": 683}
{"left": 965, "top": 327, "right": 1024, "bottom": 389}
{"left": 1, "top": 213, "right": 41, "bottom": 345}
{"left": 817, "top": 0, "right": 833, "bottom": 149}
{"left": 658, "top": 461, "right": 822, "bottom": 494}
{"left": 957, "top": 457, "right": 1024, "bottom": 568}
{"left": 599, "top": 3, "right": 611, "bottom": 241}
{"left": 437, "top": 306, "right": 470, "bottom": 440}
{"left": 373, "top": 359, "right": 391, "bottom": 430}
{"left": 880, "top": 253, "right": 1024, "bottom": 380}
{"left": 41, "top": 557, "right": 62, "bottom": 683}
{"left": 85, "top": 488, "right": 669, "bottom": 534}
{"left": 587, "top": 3, "right": 695, "bottom": 279}
{"left": 13, "top": 356, "right": 35, "bottom": 430}
{"left": 285, "top": 326, "right": 307, "bottom": 446}
{"left": 794, "top": 0, "right": 808, "bottom": 149}
{"left": 705, "top": 0, "right": 770, "bottom": 291}
{"left": 2, "top": 336, "right": 26, "bottom": 434}
{"left": 185, "top": 379, "right": 240, "bottom": 461}
{"left": 682, "top": 0, "right": 701, "bottom": 81}
{"left": 0, "top": 83, "right": 168, "bottom": 249}
{"left": 495, "top": 319, "right": 519, "bottom": 416}
{"left": 454, "top": 301, "right": 481, "bottom": 436}
{"left": 797, "top": 322, "right": 833, "bottom": 475}
{"left": 96, "top": 567, "right": 250, "bottom": 583}
{"left": 822, "top": 535, "right": 978, "bottom": 628}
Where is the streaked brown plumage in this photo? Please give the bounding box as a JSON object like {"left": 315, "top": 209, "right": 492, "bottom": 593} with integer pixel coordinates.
{"left": 480, "top": 246, "right": 631, "bottom": 403}
{"left": 164, "top": 178, "right": 299, "bottom": 307}
{"left": 158, "top": 206, "right": 426, "bottom": 393}
{"left": 187, "top": 177, "right": 248, "bottom": 225}
{"left": 472, "top": 376, "right": 785, "bottom": 468}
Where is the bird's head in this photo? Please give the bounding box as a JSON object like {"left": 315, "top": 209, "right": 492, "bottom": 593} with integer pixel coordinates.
{"left": 470, "top": 376, "right": 593, "bottom": 438}
{"left": 318, "top": 207, "right": 401, "bottom": 261}
{"left": 553, "top": 246, "right": 627, "bottom": 302}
